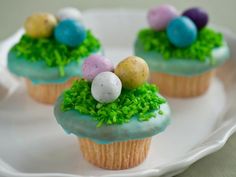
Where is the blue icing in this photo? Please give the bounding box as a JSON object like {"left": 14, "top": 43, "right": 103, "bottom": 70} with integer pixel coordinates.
{"left": 134, "top": 38, "right": 230, "bottom": 76}
{"left": 54, "top": 95, "right": 171, "bottom": 144}
{"left": 7, "top": 49, "right": 102, "bottom": 84}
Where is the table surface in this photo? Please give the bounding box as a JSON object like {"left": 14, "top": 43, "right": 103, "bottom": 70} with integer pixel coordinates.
{"left": 1, "top": 1, "right": 236, "bottom": 177}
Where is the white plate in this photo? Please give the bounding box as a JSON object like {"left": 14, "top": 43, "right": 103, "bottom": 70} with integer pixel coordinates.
{"left": 0, "top": 9, "right": 236, "bottom": 177}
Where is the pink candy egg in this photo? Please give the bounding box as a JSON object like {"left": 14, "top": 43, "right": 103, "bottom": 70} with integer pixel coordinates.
{"left": 147, "top": 4, "right": 179, "bottom": 31}
{"left": 82, "top": 55, "right": 114, "bottom": 81}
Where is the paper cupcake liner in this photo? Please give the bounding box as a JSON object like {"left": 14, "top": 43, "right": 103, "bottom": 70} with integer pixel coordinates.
{"left": 79, "top": 138, "right": 151, "bottom": 170}
{"left": 150, "top": 70, "right": 215, "bottom": 98}
{"left": 25, "top": 77, "right": 78, "bottom": 104}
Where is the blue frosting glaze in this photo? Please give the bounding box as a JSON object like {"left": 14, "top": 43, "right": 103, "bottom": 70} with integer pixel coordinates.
{"left": 7, "top": 49, "right": 102, "bottom": 84}
{"left": 134, "top": 38, "right": 230, "bottom": 76}
{"left": 54, "top": 95, "right": 171, "bottom": 144}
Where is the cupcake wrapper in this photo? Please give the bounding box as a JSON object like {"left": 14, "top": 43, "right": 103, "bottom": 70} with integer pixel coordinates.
{"left": 79, "top": 138, "right": 151, "bottom": 170}
{"left": 150, "top": 71, "right": 215, "bottom": 98}
{"left": 25, "top": 77, "right": 78, "bottom": 104}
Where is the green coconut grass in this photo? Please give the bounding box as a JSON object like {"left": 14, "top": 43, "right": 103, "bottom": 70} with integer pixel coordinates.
{"left": 61, "top": 79, "right": 166, "bottom": 127}
{"left": 137, "top": 28, "right": 223, "bottom": 61}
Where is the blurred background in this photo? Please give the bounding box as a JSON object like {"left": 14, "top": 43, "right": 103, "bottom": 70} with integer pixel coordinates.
{"left": 0, "top": 0, "right": 236, "bottom": 40}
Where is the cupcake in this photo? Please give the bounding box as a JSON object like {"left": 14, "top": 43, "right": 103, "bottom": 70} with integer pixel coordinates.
{"left": 7, "top": 8, "right": 101, "bottom": 104}
{"left": 54, "top": 55, "right": 170, "bottom": 170}
{"left": 134, "top": 5, "right": 230, "bottom": 97}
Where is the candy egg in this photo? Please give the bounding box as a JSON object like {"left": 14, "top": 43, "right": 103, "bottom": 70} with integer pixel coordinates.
{"left": 147, "top": 4, "right": 179, "bottom": 31}
{"left": 24, "top": 13, "right": 57, "bottom": 38}
{"left": 182, "top": 7, "right": 208, "bottom": 30}
{"left": 167, "top": 16, "right": 197, "bottom": 48}
{"left": 91, "top": 72, "right": 122, "bottom": 103}
{"left": 114, "top": 56, "right": 149, "bottom": 89}
{"left": 56, "top": 7, "right": 82, "bottom": 22}
{"left": 54, "top": 19, "right": 86, "bottom": 47}
{"left": 82, "top": 55, "right": 114, "bottom": 81}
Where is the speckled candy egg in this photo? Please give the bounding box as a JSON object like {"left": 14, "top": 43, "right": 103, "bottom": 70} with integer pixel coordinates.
{"left": 91, "top": 72, "right": 122, "bottom": 103}
{"left": 24, "top": 13, "right": 57, "bottom": 38}
{"left": 54, "top": 19, "right": 86, "bottom": 47}
{"left": 114, "top": 56, "right": 149, "bottom": 89}
{"left": 182, "top": 7, "right": 208, "bottom": 30}
{"left": 167, "top": 16, "right": 197, "bottom": 48}
{"left": 147, "top": 4, "right": 179, "bottom": 31}
{"left": 56, "top": 7, "right": 82, "bottom": 22}
{"left": 82, "top": 55, "right": 114, "bottom": 81}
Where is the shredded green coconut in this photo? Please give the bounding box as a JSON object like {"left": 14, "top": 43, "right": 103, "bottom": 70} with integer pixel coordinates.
{"left": 61, "top": 79, "right": 166, "bottom": 127}
{"left": 138, "top": 28, "right": 223, "bottom": 61}
{"left": 12, "top": 30, "right": 101, "bottom": 76}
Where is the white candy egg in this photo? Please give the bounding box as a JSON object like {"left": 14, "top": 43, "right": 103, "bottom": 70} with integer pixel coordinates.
{"left": 91, "top": 72, "right": 122, "bottom": 103}
{"left": 56, "top": 7, "right": 82, "bottom": 22}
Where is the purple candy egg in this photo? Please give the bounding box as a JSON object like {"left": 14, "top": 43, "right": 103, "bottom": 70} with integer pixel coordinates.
{"left": 82, "top": 55, "right": 114, "bottom": 81}
{"left": 147, "top": 4, "right": 179, "bottom": 31}
{"left": 182, "top": 7, "right": 208, "bottom": 30}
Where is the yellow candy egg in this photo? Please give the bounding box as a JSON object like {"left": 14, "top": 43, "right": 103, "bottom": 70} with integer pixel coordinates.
{"left": 115, "top": 56, "right": 149, "bottom": 89}
{"left": 24, "top": 13, "right": 57, "bottom": 38}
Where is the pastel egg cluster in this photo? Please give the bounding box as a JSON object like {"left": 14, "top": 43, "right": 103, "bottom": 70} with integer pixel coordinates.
{"left": 82, "top": 55, "right": 149, "bottom": 103}
{"left": 24, "top": 7, "right": 86, "bottom": 47}
{"left": 147, "top": 5, "right": 209, "bottom": 48}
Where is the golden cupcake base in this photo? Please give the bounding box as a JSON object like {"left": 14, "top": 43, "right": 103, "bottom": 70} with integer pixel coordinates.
{"left": 79, "top": 138, "right": 151, "bottom": 170}
{"left": 150, "top": 71, "right": 215, "bottom": 98}
{"left": 25, "top": 77, "right": 78, "bottom": 104}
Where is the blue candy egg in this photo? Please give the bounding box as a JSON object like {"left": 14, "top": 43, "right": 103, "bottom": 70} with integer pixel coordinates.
{"left": 54, "top": 19, "right": 86, "bottom": 47}
{"left": 167, "top": 16, "right": 197, "bottom": 48}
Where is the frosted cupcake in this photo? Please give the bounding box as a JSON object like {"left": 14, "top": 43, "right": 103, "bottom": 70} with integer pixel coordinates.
{"left": 134, "top": 5, "right": 230, "bottom": 97}
{"left": 54, "top": 55, "right": 170, "bottom": 170}
{"left": 8, "top": 8, "right": 101, "bottom": 104}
